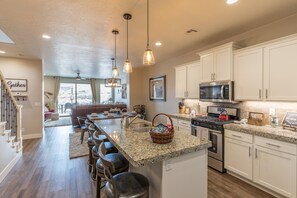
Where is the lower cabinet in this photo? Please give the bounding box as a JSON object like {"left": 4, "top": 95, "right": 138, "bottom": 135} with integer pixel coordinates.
{"left": 225, "top": 130, "right": 297, "bottom": 198}
{"left": 168, "top": 117, "right": 191, "bottom": 135}
{"left": 225, "top": 136, "right": 253, "bottom": 180}
{"left": 254, "top": 136, "right": 297, "bottom": 198}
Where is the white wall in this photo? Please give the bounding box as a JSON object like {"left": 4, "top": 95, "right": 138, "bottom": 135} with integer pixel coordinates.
{"left": 130, "top": 14, "right": 297, "bottom": 121}
{"left": 0, "top": 57, "right": 43, "bottom": 139}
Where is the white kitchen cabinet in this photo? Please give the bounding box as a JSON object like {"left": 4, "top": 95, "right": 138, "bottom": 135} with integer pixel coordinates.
{"left": 263, "top": 38, "right": 297, "bottom": 101}
{"left": 254, "top": 136, "right": 297, "bottom": 198}
{"left": 234, "top": 48, "right": 263, "bottom": 101}
{"left": 175, "top": 66, "right": 187, "bottom": 98}
{"left": 199, "top": 42, "right": 239, "bottom": 82}
{"left": 175, "top": 61, "right": 201, "bottom": 98}
{"left": 224, "top": 130, "right": 253, "bottom": 180}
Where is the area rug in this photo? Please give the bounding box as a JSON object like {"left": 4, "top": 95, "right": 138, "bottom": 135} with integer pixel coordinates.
{"left": 45, "top": 116, "right": 72, "bottom": 127}
{"left": 69, "top": 132, "right": 89, "bottom": 159}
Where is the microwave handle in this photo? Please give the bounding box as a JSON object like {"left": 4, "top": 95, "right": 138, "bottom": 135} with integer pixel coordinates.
{"left": 220, "top": 85, "right": 224, "bottom": 99}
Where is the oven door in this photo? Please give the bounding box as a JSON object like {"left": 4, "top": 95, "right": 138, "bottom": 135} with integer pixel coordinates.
{"left": 199, "top": 81, "right": 233, "bottom": 102}
{"left": 208, "top": 129, "right": 223, "bottom": 161}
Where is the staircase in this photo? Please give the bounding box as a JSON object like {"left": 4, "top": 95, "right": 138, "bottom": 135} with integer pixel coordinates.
{"left": 0, "top": 70, "right": 22, "bottom": 183}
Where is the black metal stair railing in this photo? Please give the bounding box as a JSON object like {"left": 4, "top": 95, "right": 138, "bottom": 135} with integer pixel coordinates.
{"left": 0, "top": 78, "right": 19, "bottom": 139}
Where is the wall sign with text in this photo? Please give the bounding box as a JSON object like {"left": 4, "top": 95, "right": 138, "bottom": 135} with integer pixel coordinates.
{"left": 6, "top": 79, "right": 28, "bottom": 92}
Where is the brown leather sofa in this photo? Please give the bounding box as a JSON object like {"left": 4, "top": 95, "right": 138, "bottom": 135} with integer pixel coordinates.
{"left": 70, "top": 104, "right": 127, "bottom": 126}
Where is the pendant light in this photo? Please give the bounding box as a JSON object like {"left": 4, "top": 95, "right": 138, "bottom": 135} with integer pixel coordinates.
{"left": 105, "top": 58, "right": 121, "bottom": 87}
{"left": 123, "top": 13, "right": 133, "bottom": 73}
{"left": 143, "top": 0, "right": 155, "bottom": 65}
{"left": 112, "top": 29, "right": 119, "bottom": 77}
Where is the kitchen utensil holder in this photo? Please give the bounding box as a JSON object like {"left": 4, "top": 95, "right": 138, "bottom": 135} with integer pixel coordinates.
{"left": 150, "top": 113, "right": 174, "bottom": 144}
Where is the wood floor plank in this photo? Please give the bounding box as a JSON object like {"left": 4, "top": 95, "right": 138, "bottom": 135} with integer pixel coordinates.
{"left": 0, "top": 126, "right": 275, "bottom": 198}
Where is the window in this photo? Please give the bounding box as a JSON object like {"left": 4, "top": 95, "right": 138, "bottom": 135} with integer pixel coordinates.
{"left": 100, "top": 84, "right": 113, "bottom": 104}
{"left": 58, "top": 83, "right": 93, "bottom": 114}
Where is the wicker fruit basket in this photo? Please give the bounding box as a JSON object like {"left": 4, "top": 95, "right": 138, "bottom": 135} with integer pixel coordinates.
{"left": 149, "top": 113, "right": 174, "bottom": 144}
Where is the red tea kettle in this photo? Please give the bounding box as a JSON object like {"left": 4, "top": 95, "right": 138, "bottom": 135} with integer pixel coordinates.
{"left": 219, "top": 110, "right": 229, "bottom": 121}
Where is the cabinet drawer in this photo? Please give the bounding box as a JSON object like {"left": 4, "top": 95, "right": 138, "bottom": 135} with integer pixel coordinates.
{"left": 225, "top": 130, "right": 253, "bottom": 143}
{"left": 255, "top": 136, "right": 297, "bottom": 155}
{"left": 178, "top": 120, "right": 191, "bottom": 128}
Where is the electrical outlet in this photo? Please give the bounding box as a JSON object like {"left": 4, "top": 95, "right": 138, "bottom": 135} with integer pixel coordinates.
{"left": 269, "top": 108, "right": 276, "bottom": 116}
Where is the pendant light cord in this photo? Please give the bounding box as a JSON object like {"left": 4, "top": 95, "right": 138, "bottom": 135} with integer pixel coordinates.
{"left": 115, "top": 32, "right": 117, "bottom": 66}
{"left": 127, "top": 18, "right": 129, "bottom": 59}
{"left": 147, "top": 0, "right": 149, "bottom": 48}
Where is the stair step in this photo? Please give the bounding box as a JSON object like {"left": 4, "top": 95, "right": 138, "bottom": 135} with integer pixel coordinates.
{"left": 12, "top": 141, "right": 20, "bottom": 148}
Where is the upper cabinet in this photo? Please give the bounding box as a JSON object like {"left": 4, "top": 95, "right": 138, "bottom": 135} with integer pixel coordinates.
{"left": 234, "top": 34, "right": 297, "bottom": 102}
{"left": 199, "top": 42, "right": 240, "bottom": 82}
{"left": 175, "top": 61, "right": 201, "bottom": 98}
{"left": 234, "top": 48, "right": 263, "bottom": 101}
{"left": 263, "top": 38, "right": 297, "bottom": 101}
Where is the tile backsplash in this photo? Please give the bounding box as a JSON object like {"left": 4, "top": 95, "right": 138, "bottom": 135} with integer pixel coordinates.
{"left": 183, "top": 99, "right": 297, "bottom": 125}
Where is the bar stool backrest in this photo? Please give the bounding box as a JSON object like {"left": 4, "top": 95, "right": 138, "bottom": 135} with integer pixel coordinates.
{"left": 98, "top": 142, "right": 118, "bottom": 197}
{"left": 77, "top": 116, "right": 87, "bottom": 127}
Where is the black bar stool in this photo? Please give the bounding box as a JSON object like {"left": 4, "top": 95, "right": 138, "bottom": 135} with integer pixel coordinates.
{"left": 77, "top": 116, "right": 88, "bottom": 144}
{"left": 99, "top": 143, "right": 150, "bottom": 198}
{"left": 96, "top": 144, "right": 129, "bottom": 198}
{"left": 92, "top": 131, "right": 118, "bottom": 180}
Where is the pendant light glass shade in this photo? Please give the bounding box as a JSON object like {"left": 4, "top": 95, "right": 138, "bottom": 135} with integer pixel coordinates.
{"left": 112, "top": 65, "right": 119, "bottom": 77}
{"left": 123, "top": 59, "right": 133, "bottom": 73}
{"left": 105, "top": 57, "right": 121, "bottom": 87}
{"left": 143, "top": 0, "right": 155, "bottom": 65}
{"left": 123, "top": 13, "right": 133, "bottom": 73}
{"left": 143, "top": 47, "right": 155, "bottom": 65}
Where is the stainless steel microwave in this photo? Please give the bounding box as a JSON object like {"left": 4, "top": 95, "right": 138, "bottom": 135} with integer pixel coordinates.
{"left": 199, "top": 81, "right": 234, "bottom": 103}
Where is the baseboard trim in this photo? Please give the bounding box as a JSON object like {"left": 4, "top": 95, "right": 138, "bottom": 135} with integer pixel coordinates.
{"left": 0, "top": 151, "right": 22, "bottom": 183}
{"left": 22, "top": 133, "right": 43, "bottom": 140}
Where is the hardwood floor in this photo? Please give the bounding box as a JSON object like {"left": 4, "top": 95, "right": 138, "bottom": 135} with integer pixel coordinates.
{"left": 0, "top": 126, "right": 275, "bottom": 198}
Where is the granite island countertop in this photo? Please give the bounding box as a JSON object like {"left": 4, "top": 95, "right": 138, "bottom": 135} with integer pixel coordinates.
{"left": 224, "top": 123, "right": 297, "bottom": 144}
{"left": 94, "top": 118, "right": 211, "bottom": 167}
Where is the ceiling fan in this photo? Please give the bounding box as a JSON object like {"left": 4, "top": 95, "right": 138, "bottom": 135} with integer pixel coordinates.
{"left": 75, "top": 72, "right": 87, "bottom": 80}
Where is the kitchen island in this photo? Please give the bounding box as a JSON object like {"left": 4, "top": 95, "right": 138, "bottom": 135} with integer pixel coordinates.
{"left": 94, "top": 118, "right": 211, "bottom": 198}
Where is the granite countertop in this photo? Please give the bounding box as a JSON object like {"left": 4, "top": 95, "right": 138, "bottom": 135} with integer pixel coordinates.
{"left": 168, "top": 113, "right": 196, "bottom": 121}
{"left": 224, "top": 123, "right": 297, "bottom": 144}
{"left": 94, "top": 118, "right": 211, "bottom": 167}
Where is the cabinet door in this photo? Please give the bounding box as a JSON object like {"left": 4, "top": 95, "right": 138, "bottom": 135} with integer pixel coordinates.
{"left": 201, "top": 53, "right": 214, "bottom": 82}
{"left": 214, "top": 47, "right": 232, "bottom": 81}
{"left": 175, "top": 66, "right": 187, "bottom": 98}
{"left": 225, "top": 137, "right": 253, "bottom": 180}
{"left": 187, "top": 61, "right": 201, "bottom": 98}
{"left": 234, "top": 48, "right": 263, "bottom": 101}
{"left": 264, "top": 39, "right": 297, "bottom": 101}
{"left": 254, "top": 146, "right": 296, "bottom": 198}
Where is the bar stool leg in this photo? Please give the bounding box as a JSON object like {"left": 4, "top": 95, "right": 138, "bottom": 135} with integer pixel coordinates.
{"left": 88, "top": 147, "right": 93, "bottom": 173}
{"left": 96, "top": 175, "right": 101, "bottom": 198}
{"left": 92, "top": 158, "right": 97, "bottom": 180}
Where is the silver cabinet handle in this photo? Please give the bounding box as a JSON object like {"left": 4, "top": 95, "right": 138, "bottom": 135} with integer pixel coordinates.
{"left": 249, "top": 147, "right": 251, "bottom": 157}
{"left": 255, "top": 148, "right": 258, "bottom": 158}
{"left": 266, "top": 143, "right": 281, "bottom": 148}
{"left": 265, "top": 89, "right": 268, "bottom": 99}
{"left": 232, "top": 134, "right": 242, "bottom": 138}
{"left": 259, "top": 89, "right": 261, "bottom": 99}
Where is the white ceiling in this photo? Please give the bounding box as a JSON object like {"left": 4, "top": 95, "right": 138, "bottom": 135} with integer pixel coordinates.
{"left": 0, "top": 0, "right": 297, "bottom": 78}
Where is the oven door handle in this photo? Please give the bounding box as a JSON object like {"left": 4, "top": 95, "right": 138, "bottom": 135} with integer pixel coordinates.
{"left": 220, "top": 85, "right": 224, "bottom": 99}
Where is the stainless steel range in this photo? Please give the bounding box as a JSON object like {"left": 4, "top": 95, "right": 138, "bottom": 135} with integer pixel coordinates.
{"left": 191, "top": 106, "right": 239, "bottom": 172}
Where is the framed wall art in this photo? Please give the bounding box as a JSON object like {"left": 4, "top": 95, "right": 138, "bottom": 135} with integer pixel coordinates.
{"left": 6, "top": 78, "right": 28, "bottom": 92}
{"left": 122, "top": 83, "right": 127, "bottom": 99}
{"left": 149, "top": 75, "right": 166, "bottom": 101}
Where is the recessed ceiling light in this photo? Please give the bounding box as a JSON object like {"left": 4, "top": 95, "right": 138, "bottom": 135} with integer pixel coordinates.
{"left": 42, "top": 34, "right": 51, "bottom": 39}
{"left": 226, "top": 0, "right": 238, "bottom": 4}
{"left": 155, "top": 42, "right": 162, "bottom": 46}
{"left": 0, "top": 50, "right": 6, "bottom": 54}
